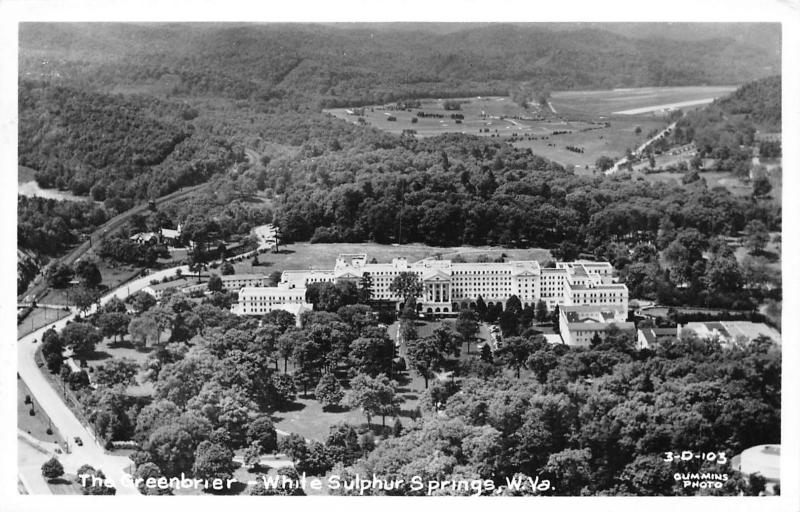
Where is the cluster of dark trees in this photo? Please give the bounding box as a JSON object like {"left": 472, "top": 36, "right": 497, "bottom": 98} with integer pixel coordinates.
{"left": 333, "top": 328, "right": 781, "bottom": 496}
{"left": 19, "top": 24, "right": 778, "bottom": 110}
{"left": 17, "top": 196, "right": 108, "bottom": 256}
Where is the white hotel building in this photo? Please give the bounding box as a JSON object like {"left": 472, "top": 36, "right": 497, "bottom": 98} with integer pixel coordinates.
{"left": 234, "top": 254, "right": 628, "bottom": 317}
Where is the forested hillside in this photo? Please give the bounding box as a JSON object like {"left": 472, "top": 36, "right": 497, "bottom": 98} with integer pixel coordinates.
{"left": 19, "top": 23, "right": 779, "bottom": 108}
{"left": 18, "top": 81, "right": 242, "bottom": 205}
{"left": 664, "top": 75, "right": 781, "bottom": 173}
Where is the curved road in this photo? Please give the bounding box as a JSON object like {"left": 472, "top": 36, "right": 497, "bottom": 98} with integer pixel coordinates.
{"left": 18, "top": 264, "right": 189, "bottom": 495}
{"left": 17, "top": 221, "right": 275, "bottom": 494}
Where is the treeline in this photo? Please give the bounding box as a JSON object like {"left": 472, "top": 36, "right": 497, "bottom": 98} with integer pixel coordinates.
{"left": 19, "top": 23, "right": 779, "bottom": 109}
{"left": 18, "top": 81, "right": 241, "bottom": 206}
{"left": 270, "top": 132, "right": 779, "bottom": 249}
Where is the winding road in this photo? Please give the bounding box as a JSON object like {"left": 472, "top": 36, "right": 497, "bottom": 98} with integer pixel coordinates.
{"left": 18, "top": 265, "right": 191, "bottom": 495}
{"left": 17, "top": 221, "right": 276, "bottom": 494}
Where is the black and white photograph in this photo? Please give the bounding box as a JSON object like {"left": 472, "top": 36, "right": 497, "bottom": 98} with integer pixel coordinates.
{"left": 2, "top": 0, "right": 798, "bottom": 509}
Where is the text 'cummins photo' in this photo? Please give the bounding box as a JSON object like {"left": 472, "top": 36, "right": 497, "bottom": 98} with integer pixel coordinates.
{"left": 9, "top": 10, "right": 792, "bottom": 509}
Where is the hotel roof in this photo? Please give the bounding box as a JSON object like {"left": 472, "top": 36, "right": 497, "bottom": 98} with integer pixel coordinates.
{"left": 567, "top": 321, "right": 635, "bottom": 332}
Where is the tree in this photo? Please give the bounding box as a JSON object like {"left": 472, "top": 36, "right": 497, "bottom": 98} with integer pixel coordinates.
{"left": 220, "top": 261, "right": 235, "bottom": 275}
{"left": 389, "top": 272, "right": 423, "bottom": 304}
{"left": 277, "top": 329, "right": 301, "bottom": 373}
{"left": 279, "top": 433, "right": 308, "bottom": 462}
{"left": 295, "top": 441, "right": 333, "bottom": 476}
{"left": 247, "top": 415, "right": 278, "bottom": 454}
{"left": 596, "top": 156, "right": 615, "bottom": 172}
{"left": 272, "top": 373, "right": 297, "bottom": 405}
{"left": 129, "top": 290, "right": 157, "bottom": 313}
{"left": 752, "top": 176, "right": 772, "bottom": 197}
{"left": 76, "top": 465, "right": 117, "bottom": 495}
{"left": 207, "top": 274, "right": 223, "bottom": 292}
{"left": 187, "top": 382, "right": 257, "bottom": 449}
{"left": 264, "top": 309, "right": 296, "bottom": 333}
{"left": 44, "top": 262, "right": 74, "bottom": 288}
{"left": 315, "top": 372, "right": 344, "bottom": 410}
{"left": 94, "top": 358, "right": 139, "bottom": 387}
{"left": 128, "top": 314, "right": 160, "bottom": 347}
{"left": 392, "top": 417, "right": 403, "bottom": 437}
{"left": 535, "top": 300, "right": 549, "bottom": 323}
{"left": 475, "top": 296, "right": 487, "bottom": 321}
{"left": 348, "top": 333, "right": 394, "bottom": 377}
{"left": 455, "top": 309, "right": 479, "bottom": 354}
{"left": 61, "top": 322, "right": 101, "bottom": 357}
{"left": 103, "top": 296, "right": 128, "bottom": 314}
{"left": 188, "top": 246, "right": 208, "bottom": 283}
{"left": 405, "top": 336, "right": 445, "bottom": 388}
{"left": 480, "top": 343, "right": 493, "bottom": 363}
{"left": 325, "top": 423, "right": 361, "bottom": 465}
{"left": 359, "top": 272, "right": 374, "bottom": 302}
{"left": 496, "top": 336, "right": 538, "bottom": 378}
{"left": 71, "top": 286, "right": 100, "bottom": 315}
{"left": 96, "top": 312, "right": 130, "bottom": 342}
{"left": 345, "top": 373, "right": 399, "bottom": 427}
{"left": 743, "top": 220, "right": 769, "bottom": 254}
{"left": 541, "top": 448, "right": 592, "bottom": 495}
{"left": 243, "top": 441, "right": 262, "bottom": 470}
{"left": 133, "top": 462, "right": 171, "bottom": 495}
{"left": 74, "top": 258, "right": 102, "bottom": 289}
{"left": 42, "top": 328, "right": 64, "bottom": 374}
{"left": 41, "top": 457, "right": 64, "bottom": 481}
{"left": 192, "top": 440, "right": 235, "bottom": 485}
{"left": 703, "top": 253, "right": 743, "bottom": 297}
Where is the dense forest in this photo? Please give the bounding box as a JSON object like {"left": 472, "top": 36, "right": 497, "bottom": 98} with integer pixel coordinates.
{"left": 336, "top": 333, "right": 780, "bottom": 496}
{"left": 19, "top": 23, "right": 779, "bottom": 109}
{"left": 19, "top": 81, "right": 242, "bottom": 204}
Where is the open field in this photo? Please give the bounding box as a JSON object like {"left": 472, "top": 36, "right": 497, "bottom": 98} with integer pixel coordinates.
{"left": 233, "top": 243, "right": 552, "bottom": 276}
{"left": 550, "top": 86, "right": 737, "bottom": 117}
{"left": 511, "top": 118, "right": 663, "bottom": 170}
{"left": 326, "top": 87, "right": 735, "bottom": 170}
{"left": 18, "top": 378, "right": 66, "bottom": 445}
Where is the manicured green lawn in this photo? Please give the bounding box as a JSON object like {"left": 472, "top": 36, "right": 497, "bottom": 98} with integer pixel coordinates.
{"left": 18, "top": 378, "right": 65, "bottom": 445}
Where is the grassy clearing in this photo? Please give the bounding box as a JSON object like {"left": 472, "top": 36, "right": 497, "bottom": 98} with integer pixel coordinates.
{"left": 18, "top": 378, "right": 66, "bottom": 445}
{"left": 234, "top": 243, "right": 552, "bottom": 277}
{"left": 511, "top": 118, "right": 663, "bottom": 169}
